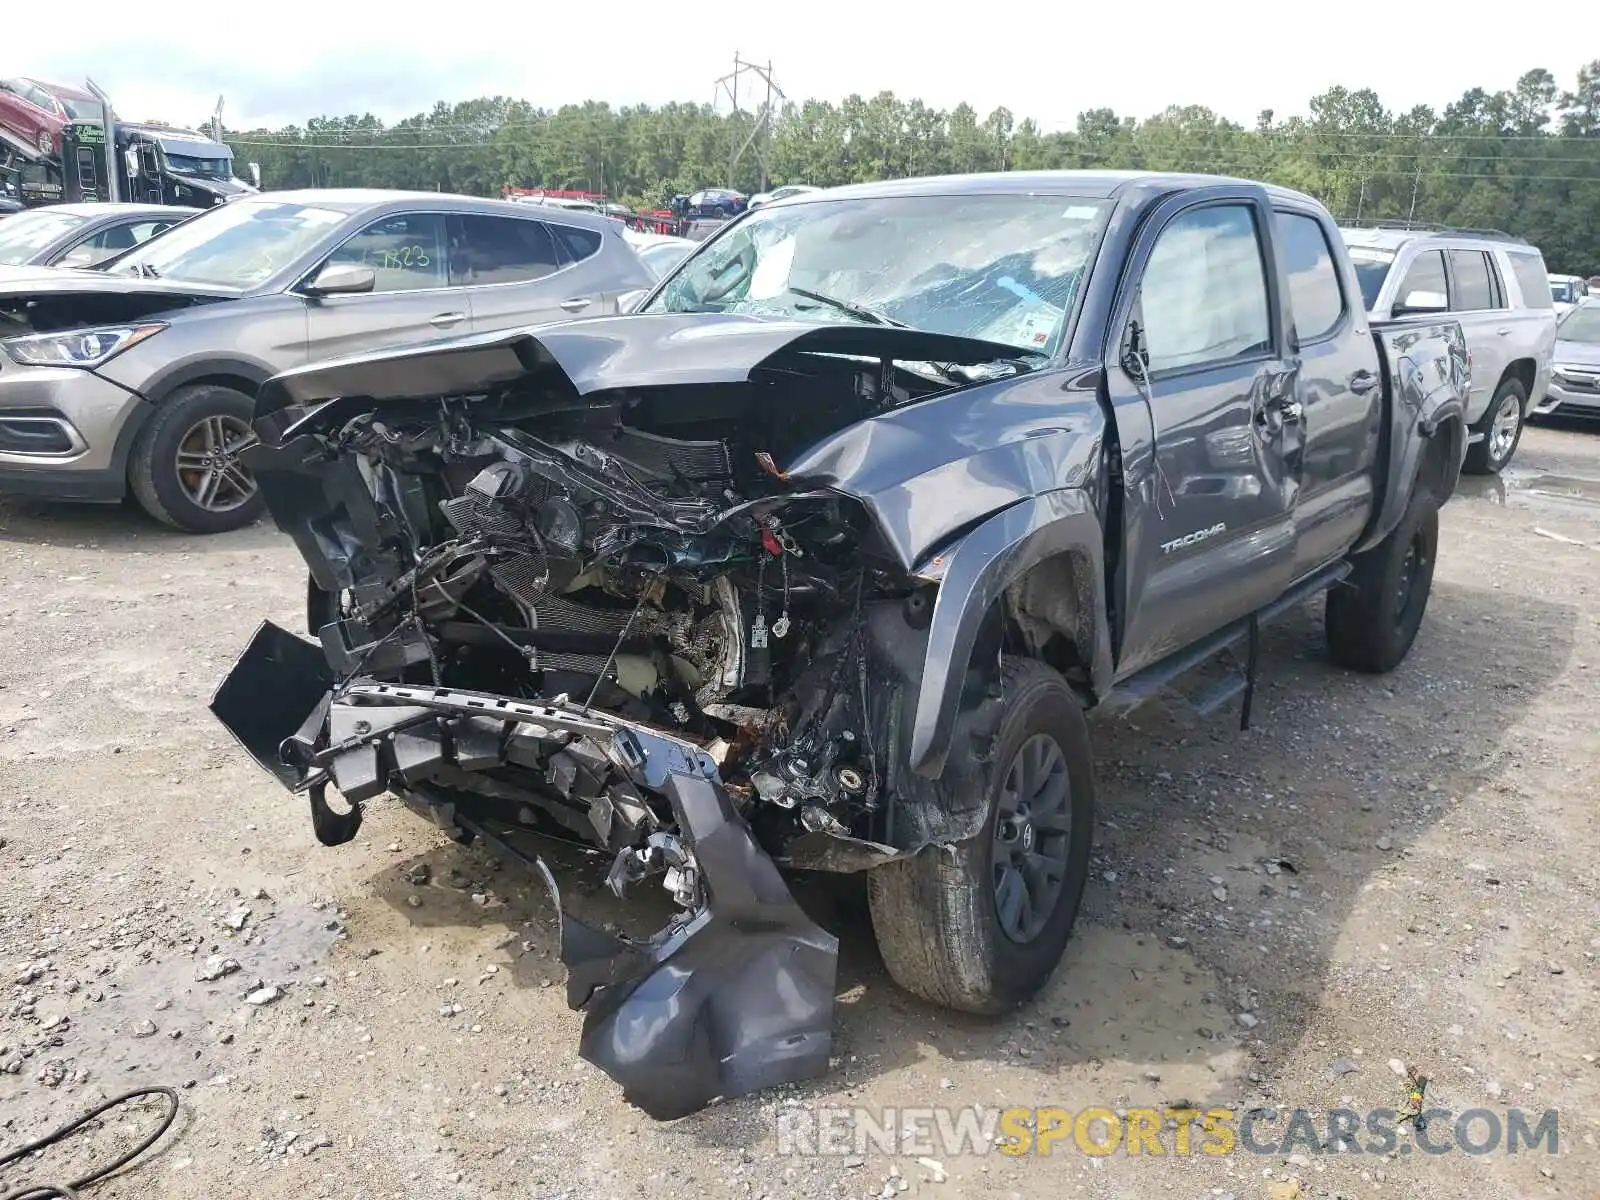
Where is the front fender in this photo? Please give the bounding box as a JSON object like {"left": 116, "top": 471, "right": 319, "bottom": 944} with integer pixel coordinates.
{"left": 908, "top": 488, "right": 1112, "bottom": 779}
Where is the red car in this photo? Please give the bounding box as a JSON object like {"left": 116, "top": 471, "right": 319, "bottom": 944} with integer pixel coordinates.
{"left": 0, "top": 77, "right": 99, "bottom": 159}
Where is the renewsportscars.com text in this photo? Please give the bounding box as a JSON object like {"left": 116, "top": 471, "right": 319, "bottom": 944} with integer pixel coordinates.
{"left": 775, "top": 1105, "right": 1559, "bottom": 1158}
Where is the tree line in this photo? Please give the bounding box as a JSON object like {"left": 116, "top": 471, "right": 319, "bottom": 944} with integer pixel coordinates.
{"left": 220, "top": 63, "right": 1600, "bottom": 274}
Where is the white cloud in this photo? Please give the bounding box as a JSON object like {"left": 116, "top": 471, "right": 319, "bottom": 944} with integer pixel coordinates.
{"left": 7, "top": 0, "right": 1596, "bottom": 131}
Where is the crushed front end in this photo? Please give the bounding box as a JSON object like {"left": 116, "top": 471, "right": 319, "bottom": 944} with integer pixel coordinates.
{"left": 210, "top": 318, "right": 1049, "bottom": 1116}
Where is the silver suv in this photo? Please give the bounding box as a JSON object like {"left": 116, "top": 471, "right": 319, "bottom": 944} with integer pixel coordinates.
{"left": 1340, "top": 224, "right": 1556, "bottom": 474}
{"left": 0, "top": 190, "right": 655, "bottom": 532}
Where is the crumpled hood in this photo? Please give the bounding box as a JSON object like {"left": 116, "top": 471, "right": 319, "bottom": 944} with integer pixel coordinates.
{"left": 0, "top": 265, "right": 240, "bottom": 335}
{"left": 0, "top": 262, "right": 240, "bottom": 301}
{"left": 255, "top": 312, "right": 1039, "bottom": 417}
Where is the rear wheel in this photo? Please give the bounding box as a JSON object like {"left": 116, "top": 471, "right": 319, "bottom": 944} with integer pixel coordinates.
{"left": 867, "top": 658, "right": 1095, "bottom": 1015}
{"left": 1463, "top": 378, "right": 1526, "bottom": 475}
{"left": 1325, "top": 488, "right": 1439, "bottom": 673}
{"left": 128, "top": 383, "right": 264, "bottom": 534}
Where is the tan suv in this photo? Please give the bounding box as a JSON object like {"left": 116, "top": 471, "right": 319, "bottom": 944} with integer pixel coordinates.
{"left": 0, "top": 190, "right": 655, "bottom": 532}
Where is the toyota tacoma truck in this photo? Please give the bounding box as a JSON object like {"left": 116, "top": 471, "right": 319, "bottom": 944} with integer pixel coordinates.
{"left": 211, "top": 171, "right": 1469, "bottom": 1120}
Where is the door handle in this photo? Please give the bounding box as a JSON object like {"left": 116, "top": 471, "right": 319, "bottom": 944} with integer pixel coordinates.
{"left": 1496, "top": 327, "right": 1512, "bottom": 336}
{"left": 1349, "top": 370, "right": 1379, "bottom": 395}
{"left": 560, "top": 296, "right": 593, "bottom": 313}
{"left": 430, "top": 312, "right": 467, "bottom": 328}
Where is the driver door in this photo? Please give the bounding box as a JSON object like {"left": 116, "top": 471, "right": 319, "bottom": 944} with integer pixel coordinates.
{"left": 1104, "top": 189, "right": 1304, "bottom": 679}
{"left": 301, "top": 211, "right": 470, "bottom": 362}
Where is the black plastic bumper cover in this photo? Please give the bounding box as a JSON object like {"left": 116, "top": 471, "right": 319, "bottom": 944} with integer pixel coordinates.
{"left": 210, "top": 620, "right": 839, "bottom": 1119}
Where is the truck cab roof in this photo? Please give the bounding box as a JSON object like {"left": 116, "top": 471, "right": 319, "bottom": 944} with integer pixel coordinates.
{"left": 790, "top": 169, "right": 1326, "bottom": 211}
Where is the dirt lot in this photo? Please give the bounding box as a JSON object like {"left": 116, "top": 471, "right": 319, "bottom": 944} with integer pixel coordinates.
{"left": 2, "top": 420, "right": 1598, "bottom": 1200}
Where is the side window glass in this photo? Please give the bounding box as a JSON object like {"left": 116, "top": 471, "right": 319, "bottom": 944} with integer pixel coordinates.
{"left": 57, "top": 222, "right": 141, "bottom": 267}
{"left": 1272, "top": 211, "right": 1344, "bottom": 343}
{"left": 1447, "top": 250, "right": 1495, "bottom": 311}
{"left": 550, "top": 223, "right": 602, "bottom": 264}
{"left": 1507, "top": 252, "right": 1553, "bottom": 310}
{"left": 1396, "top": 250, "right": 1446, "bottom": 306}
{"left": 1137, "top": 204, "right": 1271, "bottom": 374}
{"left": 325, "top": 213, "right": 448, "bottom": 292}
{"left": 458, "top": 215, "right": 562, "bottom": 285}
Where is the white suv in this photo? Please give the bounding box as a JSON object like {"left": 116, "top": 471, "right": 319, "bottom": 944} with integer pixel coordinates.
{"left": 1341, "top": 225, "right": 1557, "bottom": 474}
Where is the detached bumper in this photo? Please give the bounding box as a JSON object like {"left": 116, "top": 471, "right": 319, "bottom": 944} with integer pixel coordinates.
{"left": 210, "top": 621, "right": 838, "bottom": 1120}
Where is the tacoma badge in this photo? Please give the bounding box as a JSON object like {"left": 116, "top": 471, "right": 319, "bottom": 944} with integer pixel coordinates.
{"left": 1160, "top": 523, "right": 1226, "bottom": 554}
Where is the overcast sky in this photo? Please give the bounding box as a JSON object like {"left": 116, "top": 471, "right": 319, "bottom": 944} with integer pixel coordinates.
{"left": 7, "top": 1, "right": 1597, "bottom": 133}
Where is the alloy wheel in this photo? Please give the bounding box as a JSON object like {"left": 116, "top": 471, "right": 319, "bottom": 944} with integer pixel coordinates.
{"left": 992, "top": 732, "right": 1074, "bottom": 944}
{"left": 1488, "top": 393, "right": 1521, "bottom": 465}
{"left": 176, "top": 414, "right": 259, "bottom": 513}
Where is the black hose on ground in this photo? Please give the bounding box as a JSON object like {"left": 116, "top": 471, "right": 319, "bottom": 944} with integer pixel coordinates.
{"left": 0, "top": 1086, "right": 179, "bottom": 1200}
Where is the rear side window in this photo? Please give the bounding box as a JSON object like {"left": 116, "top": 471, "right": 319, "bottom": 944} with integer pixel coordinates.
{"left": 549, "top": 223, "right": 602, "bottom": 263}
{"left": 1273, "top": 212, "right": 1344, "bottom": 342}
{"left": 1396, "top": 250, "right": 1447, "bottom": 306}
{"left": 457, "top": 215, "right": 562, "bottom": 284}
{"left": 1138, "top": 204, "right": 1272, "bottom": 374}
{"left": 1508, "top": 251, "right": 1554, "bottom": 310}
{"left": 1448, "top": 250, "right": 1499, "bottom": 311}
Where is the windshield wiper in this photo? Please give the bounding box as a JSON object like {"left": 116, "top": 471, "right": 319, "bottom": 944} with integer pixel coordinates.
{"left": 787, "top": 287, "right": 908, "bottom": 328}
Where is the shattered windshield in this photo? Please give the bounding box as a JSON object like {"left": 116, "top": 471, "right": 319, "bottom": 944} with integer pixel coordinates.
{"left": 644, "top": 193, "right": 1113, "bottom": 355}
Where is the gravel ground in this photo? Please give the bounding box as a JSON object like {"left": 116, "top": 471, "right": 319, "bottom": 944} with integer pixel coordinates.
{"left": 2, "top": 419, "right": 1597, "bottom": 1200}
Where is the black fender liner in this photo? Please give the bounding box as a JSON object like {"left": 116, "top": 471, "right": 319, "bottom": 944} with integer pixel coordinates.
{"left": 908, "top": 487, "right": 1113, "bottom": 779}
{"left": 139, "top": 355, "right": 276, "bottom": 406}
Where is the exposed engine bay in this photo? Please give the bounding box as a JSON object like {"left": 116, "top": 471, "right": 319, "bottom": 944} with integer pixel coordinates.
{"left": 211, "top": 316, "right": 1056, "bottom": 1118}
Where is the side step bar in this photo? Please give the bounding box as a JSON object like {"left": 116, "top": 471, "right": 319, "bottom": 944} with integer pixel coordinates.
{"left": 1100, "top": 559, "right": 1351, "bottom": 730}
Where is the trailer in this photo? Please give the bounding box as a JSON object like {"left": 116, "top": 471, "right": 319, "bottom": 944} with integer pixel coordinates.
{"left": 0, "top": 82, "right": 259, "bottom": 211}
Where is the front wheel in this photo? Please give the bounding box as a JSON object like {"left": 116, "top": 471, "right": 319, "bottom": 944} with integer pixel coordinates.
{"left": 867, "top": 658, "right": 1095, "bottom": 1015}
{"left": 128, "top": 383, "right": 264, "bottom": 534}
{"left": 1463, "top": 378, "right": 1526, "bottom": 475}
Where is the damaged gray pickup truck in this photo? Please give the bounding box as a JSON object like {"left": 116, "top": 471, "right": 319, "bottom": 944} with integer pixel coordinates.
{"left": 212, "top": 171, "right": 1469, "bottom": 1119}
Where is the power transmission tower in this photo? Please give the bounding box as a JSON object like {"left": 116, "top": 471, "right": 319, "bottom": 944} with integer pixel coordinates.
{"left": 713, "top": 53, "right": 784, "bottom": 190}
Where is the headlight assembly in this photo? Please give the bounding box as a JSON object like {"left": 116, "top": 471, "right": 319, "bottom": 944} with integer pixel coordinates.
{"left": 1, "top": 322, "right": 167, "bottom": 368}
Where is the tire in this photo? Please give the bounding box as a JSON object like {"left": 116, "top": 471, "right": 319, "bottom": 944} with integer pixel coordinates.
{"left": 307, "top": 573, "right": 338, "bottom": 636}
{"left": 1462, "top": 377, "right": 1526, "bottom": 475}
{"left": 1324, "top": 488, "right": 1439, "bottom": 674}
{"left": 867, "top": 658, "right": 1095, "bottom": 1015}
{"left": 128, "top": 383, "right": 265, "bottom": 534}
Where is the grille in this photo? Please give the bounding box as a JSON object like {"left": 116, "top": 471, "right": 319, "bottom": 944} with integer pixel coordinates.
{"left": 488, "top": 553, "right": 553, "bottom": 608}
{"left": 537, "top": 650, "right": 616, "bottom": 678}
{"left": 608, "top": 427, "right": 732, "bottom": 483}
{"left": 0, "top": 415, "right": 77, "bottom": 456}
{"left": 440, "top": 493, "right": 525, "bottom": 538}
{"left": 529, "top": 593, "right": 638, "bottom": 636}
